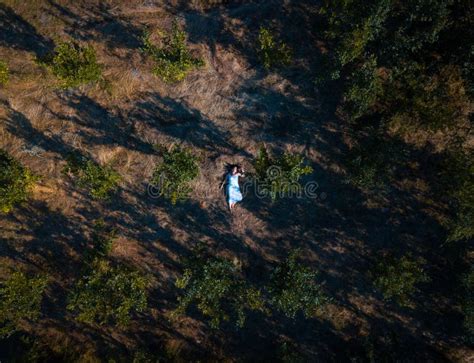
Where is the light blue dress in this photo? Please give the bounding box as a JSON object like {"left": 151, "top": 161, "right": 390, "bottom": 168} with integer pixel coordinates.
{"left": 226, "top": 174, "right": 243, "bottom": 204}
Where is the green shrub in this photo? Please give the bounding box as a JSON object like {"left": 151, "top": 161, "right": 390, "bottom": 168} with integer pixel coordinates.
{"left": 173, "top": 251, "right": 267, "bottom": 328}
{"left": 39, "top": 41, "right": 102, "bottom": 88}
{"left": 63, "top": 153, "right": 121, "bottom": 200}
{"left": 462, "top": 268, "right": 474, "bottom": 341}
{"left": 257, "top": 26, "right": 292, "bottom": 69}
{"left": 0, "top": 149, "right": 36, "bottom": 213}
{"left": 142, "top": 19, "right": 204, "bottom": 83}
{"left": 438, "top": 150, "right": 474, "bottom": 243}
{"left": 386, "top": 64, "right": 471, "bottom": 132}
{"left": 0, "top": 272, "right": 48, "bottom": 337}
{"left": 254, "top": 145, "right": 312, "bottom": 201}
{"left": 0, "top": 60, "right": 9, "bottom": 86}
{"left": 372, "top": 254, "right": 429, "bottom": 306}
{"left": 86, "top": 219, "right": 116, "bottom": 261}
{"left": 151, "top": 145, "right": 199, "bottom": 204}
{"left": 67, "top": 259, "right": 148, "bottom": 326}
{"left": 344, "top": 133, "right": 408, "bottom": 190}
{"left": 344, "top": 55, "right": 383, "bottom": 120}
{"left": 268, "top": 249, "right": 329, "bottom": 318}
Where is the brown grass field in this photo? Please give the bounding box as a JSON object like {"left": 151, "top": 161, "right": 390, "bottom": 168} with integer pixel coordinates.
{"left": 0, "top": 0, "right": 472, "bottom": 361}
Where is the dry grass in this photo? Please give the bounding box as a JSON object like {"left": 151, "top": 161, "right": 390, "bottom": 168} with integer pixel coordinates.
{"left": 0, "top": 0, "right": 470, "bottom": 361}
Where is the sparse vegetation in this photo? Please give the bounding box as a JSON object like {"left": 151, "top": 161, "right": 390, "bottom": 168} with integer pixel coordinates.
{"left": 372, "top": 254, "right": 429, "bottom": 307}
{"left": 0, "top": 60, "right": 9, "bottom": 86}
{"left": 0, "top": 272, "right": 48, "bottom": 337}
{"left": 174, "top": 250, "right": 267, "bottom": 328}
{"left": 67, "top": 259, "right": 148, "bottom": 326}
{"left": 39, "top": 41, "right": 102, "bottom": 88}
{"left": 142, "top": 19, "right": 204, "bottom": 83}
{"left": 0, "top": 149, "right": 36, "bottom": 213}
{"left": 63, "top": 153, "right": 121, "bottom": 200}
{"left": 151, "top": 145, "right": 199, "bottom": 204}
{"left": 268, "top": 249, "right": 329, "bottom": 318}
{"left": 257, "top": 26, "right": 292, "bottom": 69}
{"left": 254, "top": 145, "right": 312, "bottom": 201}
{"left": 0, "top": 0, "right": 472, "bottom": 360}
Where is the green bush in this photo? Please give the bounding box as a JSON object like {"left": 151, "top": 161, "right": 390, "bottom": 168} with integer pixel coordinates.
{"left": 344, "top": 55, "right": 383, "bottom": 120}
{"left": 173, "top": 251, "right": 266, "bottom": 328}
{"left": 63, "top": 153, "right": 121, "bottom": 200}
{"left": 39, "top": 41, "right": 102, "bottom": 88}
{"left": 151, "top": 145, "right": 199, "bottom": 204}
{"left": 344, "top": 133, "right": 408, "bottom": 190}
{"left": 268, "top": 249, "right": 329, "bottom": 318}
{"left": 86, "top": 219, "right": 116, "bottom": 261}
{"left": 0, "top": 149, "right": 36, "bottom": 213}
{"left": 0, "top": 272, "right": 48, "bottom": 337}
{"left": 372, "top": 254, "right": 429, "bottom": 307}
{"left": 142, "top": 19, "right": 204, "bottom": 83}
{"left": 257, "top": 26, "right": 292, "bottom": 69}
{"left": 462, "top": 268, "right": 474, "bottom": 341}
{"left": 0, "top": 60, "right": 9, "bottom": 86}
{"left": 386, "top": 64, "right": 471, "bottom": 132}
{"left": 437, "top": 150, "right": 474, "bottom": 243}
{"left": 67, "top": 259, "right": 148, "bottom": 326}
{"left": 254, "top": 145, "right": 312, "bottom": 201}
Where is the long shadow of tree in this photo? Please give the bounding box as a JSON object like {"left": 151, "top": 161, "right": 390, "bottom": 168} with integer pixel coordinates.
{"left": 46, "top": 1, "right": 143, "bottom": 52}
{"left": 0, "top": 3, "right": 54, "bottom": 58}
{"left": 129, "top": 92, "right": 252, "bottom": 157}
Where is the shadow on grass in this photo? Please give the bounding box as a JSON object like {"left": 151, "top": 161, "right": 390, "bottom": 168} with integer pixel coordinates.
{"left": 0, "top": 3, "right": 54, "bottom": 58}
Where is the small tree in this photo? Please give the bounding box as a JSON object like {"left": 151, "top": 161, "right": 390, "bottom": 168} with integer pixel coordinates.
{"left": 39, "top": 41, "right": 102, "bottom": 88}
{"left": 254, "top": 145, "right": 312, "bottom": 201}
{"left": 142, "top": 19, "right": 204, "bottom": 83}
{"left": 0, "top": 272, "right": 48, "bottom": 337}
{"left": 0, "top": 60, "right": 9, "bottom": 86}
{"left": 257, "top": 26, "right": 292, "bottom": 69}
{"left": 343, "top": 55, "right": 383, "bottom": 120}
{"left": 268, "top": 249, "right": 329, "bottom": 318}
{"left": 63, "top": 153, "right": 121, "bottom": 200}
{"left": 173, "top": 252, "right": 266, "bottom": 328}
{"left": 372, "top": 254, "right": 429, "bottom": 306}
{"left": 0, "top": 149, "right": 36, "bottom": 213}
{"left": 67, "top": 259, "right": 148, "bottom": 326}
{"left": 151, "top": 145, "right": 199, "bottom": 204}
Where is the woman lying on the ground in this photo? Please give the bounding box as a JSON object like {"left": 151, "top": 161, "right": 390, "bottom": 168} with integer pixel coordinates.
{"left": 220, "top": 164, "right": 245, "bottom": 211}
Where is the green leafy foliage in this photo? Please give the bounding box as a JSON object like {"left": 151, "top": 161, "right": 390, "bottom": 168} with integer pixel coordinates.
{"left": 67, "top": 259, "right": 148, "bottom": 326}
{"left": 254, "top": 145, "right": 312, "bottom": 201}
{"left": 439, "top": 151, "right": 474, "bottom": 243}
{"left": 268, "top": 249, "right": 329, "bottom": 318}
{"left": 0, "top": 272, "right": 48, "bottom": 337}
{"left": 151, "top": 145, "right": 199, "bottom": 204}
{"left": 257, "top": 26, "right": 292, "bottom": 70}
{"left": 142, "top": 19, "right": 204, "bottom": 83}
{"left": 386, "top": 64, "right": 471, "bottom": 132}
{"left": 462, "top": 268, "right": 474, "bottom": 342}
{"left": 0, "top": 149, "right": 36, "bottom": 213}
{"left": 173, "top": 250, "right": 267, "bottom": 328}
{"left": 86, "top": 219, "right": 116, "bottom": 261}
{"left": 319, "top": 0, "right": 390, "bottom": 68}
{"left": 344, "top": 55, "right": 383, "bottom": 120}
{"left": 344, "top": 132, "right": 409, "bottom": 190}
{"left": 0, "top": 60, "right": 9, "bottom": 86}
{"left": 63, "top": 153, "right": 121, "bottom": 200}
{"left": 39, "top": 41, "right": 102, "bottom": 88}
{"left": 372, "top": 254, "right": 429, "bottom": 307}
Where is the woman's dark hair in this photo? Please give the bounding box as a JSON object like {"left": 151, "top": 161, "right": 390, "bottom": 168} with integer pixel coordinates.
{"left": 228, "top": 164, "right": 241, "bottom": 173}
